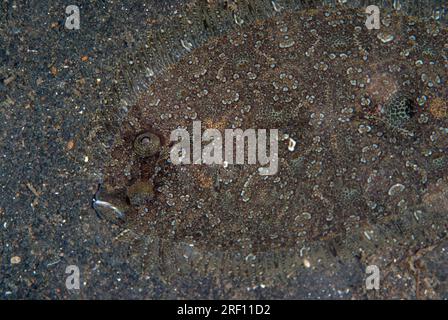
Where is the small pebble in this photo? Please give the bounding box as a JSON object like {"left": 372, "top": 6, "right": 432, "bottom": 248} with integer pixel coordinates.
{"left": 303, "top": 258, "right": 311, "bottom": 268}
{"left": 11, "top": 256, "right": 21, "bottom": 264}
{"left": 66, "top": 140, "right": 75, "bottom": 151}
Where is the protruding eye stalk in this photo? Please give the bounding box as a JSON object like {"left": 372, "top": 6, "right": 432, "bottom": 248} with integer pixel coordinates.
{"left": 133, "top": 132, "right": 161, "bottom": 157}
{"left": 126, "top": 180, "right": 155, "bottom": 207}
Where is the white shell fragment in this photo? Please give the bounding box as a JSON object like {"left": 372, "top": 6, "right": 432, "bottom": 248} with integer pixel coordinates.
{"left": 288, "top": 138, "right": 297, "bottom": 152}
{"left": 377, "top": 32, "right": 395, "bottom": 43}
{"left": 388, "top": 183, "right": 405, "bottom": 196}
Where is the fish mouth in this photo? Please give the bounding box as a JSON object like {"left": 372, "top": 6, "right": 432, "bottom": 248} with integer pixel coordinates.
{"left": 91, "top": 184, "right": 128, "bottom": 224}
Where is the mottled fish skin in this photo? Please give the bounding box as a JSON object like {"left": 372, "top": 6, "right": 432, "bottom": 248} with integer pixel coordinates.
{"left": 97, "top": 2, "right": 447, "bottom": 284}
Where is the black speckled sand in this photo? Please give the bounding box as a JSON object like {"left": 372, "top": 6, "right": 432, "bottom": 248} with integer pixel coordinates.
{"left": 1, "top": 0, "right": 447, "bottom": 299}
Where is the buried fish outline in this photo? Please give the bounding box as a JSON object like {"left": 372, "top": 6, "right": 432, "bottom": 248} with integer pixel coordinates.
{"left": 90, "top": 1, "right": 448, "bottom": 288}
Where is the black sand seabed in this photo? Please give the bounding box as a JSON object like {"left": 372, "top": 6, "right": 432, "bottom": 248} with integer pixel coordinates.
{"left": 0, "top": 0, "right": 447, "bottom": 299}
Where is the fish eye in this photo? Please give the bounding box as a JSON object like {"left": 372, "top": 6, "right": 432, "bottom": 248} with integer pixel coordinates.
{"left": 133, "top": 132, "right": 161, "bottom": 157}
